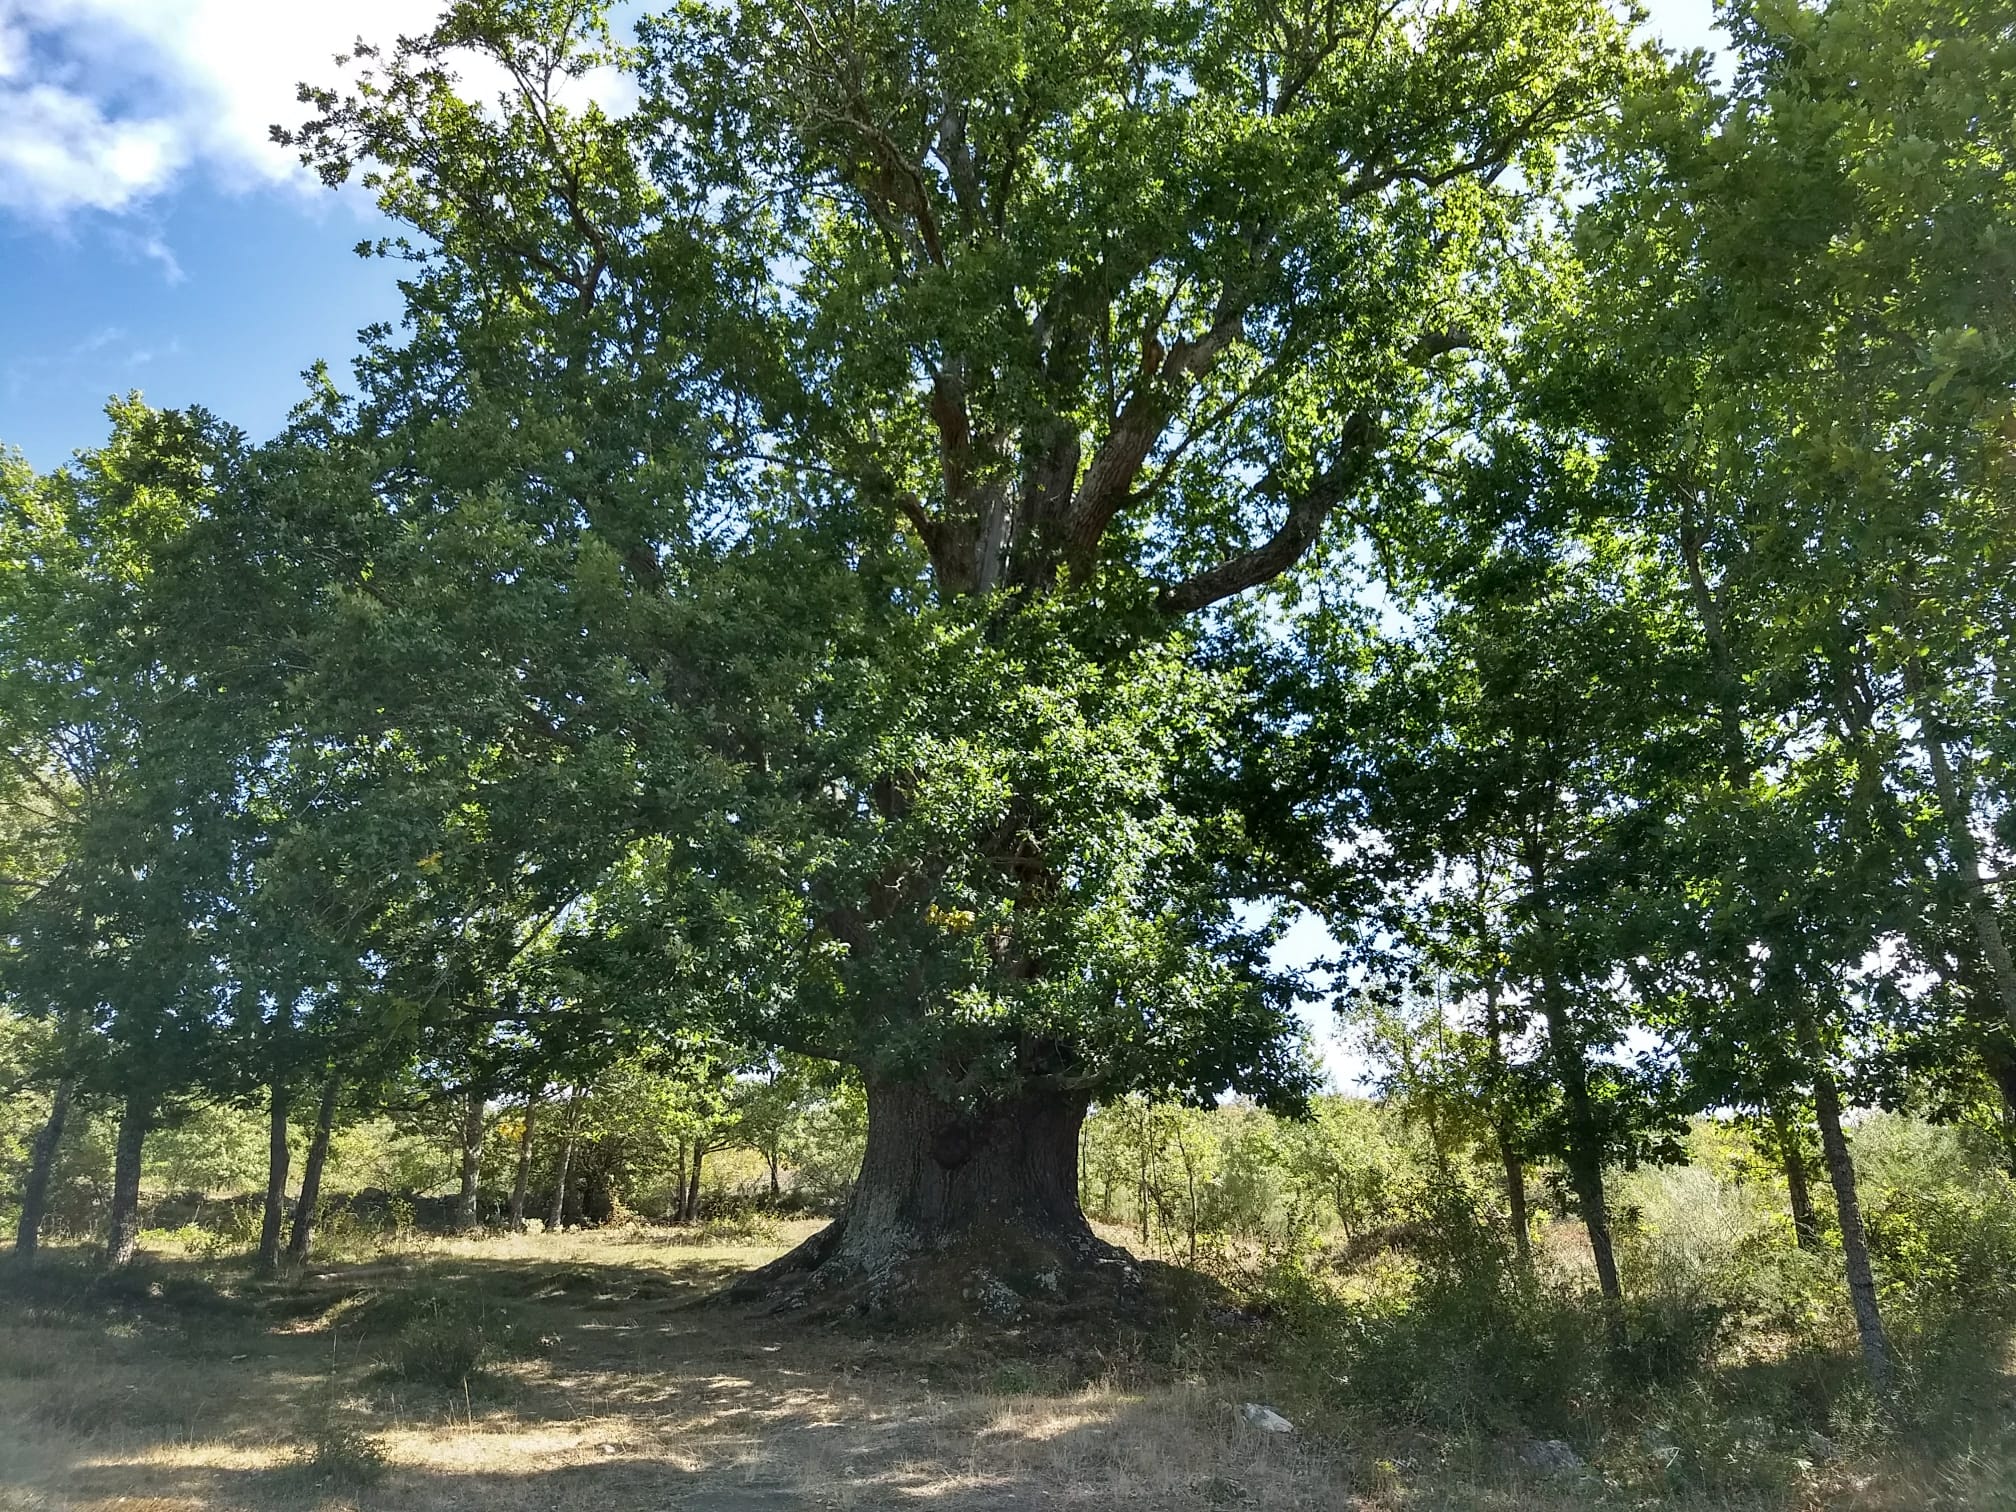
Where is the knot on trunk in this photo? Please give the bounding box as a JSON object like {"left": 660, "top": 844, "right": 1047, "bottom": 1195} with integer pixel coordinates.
{"left": 931, "top": 1118, "right": 983, "bottom": 1171}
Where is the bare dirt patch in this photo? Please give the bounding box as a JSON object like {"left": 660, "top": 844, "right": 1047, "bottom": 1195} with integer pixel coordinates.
{"left": 0, "top": 1226, "right": 1342, "bottom": 1512}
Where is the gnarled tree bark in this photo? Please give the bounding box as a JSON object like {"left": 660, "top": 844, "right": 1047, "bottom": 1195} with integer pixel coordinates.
{"left": 735, "top": 1078, "right": 1133, "bottom": 1316}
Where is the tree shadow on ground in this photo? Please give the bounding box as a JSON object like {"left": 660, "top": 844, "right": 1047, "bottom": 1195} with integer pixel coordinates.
{"left": 0, "top": 1243, "right": 1363, "bottom": 1511}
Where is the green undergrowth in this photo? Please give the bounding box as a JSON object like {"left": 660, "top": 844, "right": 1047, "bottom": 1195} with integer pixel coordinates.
{"left": 1217, "top": 1168, "right": 2016, "bottom": 1509}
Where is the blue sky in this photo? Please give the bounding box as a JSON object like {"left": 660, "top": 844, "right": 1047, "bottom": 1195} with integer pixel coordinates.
{"left": 1, "top": 0, "right": 1725, "bottom": 472}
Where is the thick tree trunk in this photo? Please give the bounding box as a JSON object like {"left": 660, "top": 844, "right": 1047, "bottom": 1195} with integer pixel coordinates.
{"left": 14, "top": 1074, "right": 73, "bottom": 1259}
{"left": 859, "top": 1080, "right": 1092, "bottom": 1254}
{"left": 287, "top": 1071, "right": 339, "bottom": 1263}
{"left": 545, "top": 1091, "right": 578, "bottom": 1232}
{"left": 106, "top": 1093, "right": 152, "bottom": 1268}
{"left": 455, "top": 1092, "right": 485, "bottom": 1232}
{"left": 1813, "top": 1070, "right": 1895, "bottom": 1397}
{"left": 1771, "top": 1105, "right": 1821, "bottom": 1252}
{"left": 737, "top": 1079, "right": 1128, "bottom": 1317}
{"left": 509, "top": 1101, "right": 538, "bottom": 1233}
{"left": 256, "top": 1078, "right": 293, "bottom": 1271}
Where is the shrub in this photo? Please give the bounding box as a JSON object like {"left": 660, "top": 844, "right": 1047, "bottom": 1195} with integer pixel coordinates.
{"left": 356, "top": 1288, "right": 527, "bottom": 1389}
{"left": 384, "top": 1306, "right": 488, "bottom": 1386}
{"left": 1259, "top": 1183, "right": 1614, "bottom": 1436}
{"left": 299, "top": 1419, "right": 388, "bottom": 1487}
{"left": 1855, "top": 1115, "right": 2016, "bottom": 1317}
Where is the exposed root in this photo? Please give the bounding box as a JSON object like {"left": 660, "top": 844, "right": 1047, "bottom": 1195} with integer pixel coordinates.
{"left": 723, "top": 1215, "right": 1155, "bottom": 1330}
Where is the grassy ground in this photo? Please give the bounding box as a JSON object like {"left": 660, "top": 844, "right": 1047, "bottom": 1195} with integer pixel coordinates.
{"left": 0, "top": 1222, "right": 2010, "bottom": 1511}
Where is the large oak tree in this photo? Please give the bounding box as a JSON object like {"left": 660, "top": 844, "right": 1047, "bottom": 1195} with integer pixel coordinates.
{"left": 276, "top": 0, "right": 1634, "bottom": 1304}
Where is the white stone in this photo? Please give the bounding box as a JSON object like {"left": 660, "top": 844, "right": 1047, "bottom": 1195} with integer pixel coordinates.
{"left": 1238, "top": 1402, "right": 1295, "bottom": 1434}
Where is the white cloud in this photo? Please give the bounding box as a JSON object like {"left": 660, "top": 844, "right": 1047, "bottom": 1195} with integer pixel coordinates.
{"left": 0, "top": 80, "right": 187, "bottom": 214}
{"left": 0, "top": 1, "right": 637, "bottom": 223}
{"left": 69, "top": 325, "right": 124, "bottom": 356}
{"left": 0, "top": 0, "right": 452, "bottom": 218}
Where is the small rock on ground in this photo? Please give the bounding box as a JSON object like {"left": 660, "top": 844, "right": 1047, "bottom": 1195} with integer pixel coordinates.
{"left": 1238, "top": 1402, "right": 1295, "bottom": 1433}
{"left": 1519, "top": 1439, "right": 1584, "bottom": 1472}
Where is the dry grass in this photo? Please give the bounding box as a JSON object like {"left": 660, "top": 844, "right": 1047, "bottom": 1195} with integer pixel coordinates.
{"left": 0, "top": 1223, "right": 2007, "bottom": 1511}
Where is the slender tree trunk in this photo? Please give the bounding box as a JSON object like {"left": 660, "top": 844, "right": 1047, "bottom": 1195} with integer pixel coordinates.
{"left": 455, "top": 1092, "right": 485, "bottom": 1232}
{"left": 1533, "top": 951, "right": 1621, "bottom": 1299}
{"left": 1137, "top": 1104, "right": 1152, "bottom": 1243}
{"left": 287, "top": 1070, "right": 339, "bottom": 1263}
{"left": 1980, "top": 1041, "right": 2016, "bottom": 1163}
{"left": 1771, "top": 1105, "right": 1821, "bottom": 1252}
{"left": 672, "top": 1138, "right": 689, "bottom": 1222}
{"left": 1824, "top": 644, "right": 2016, "bottom": 1124}
{"left": 256, "top": 1076, "right": 293, "bottom": 1271}
{"left": 105, "top": 1093, "right": 153, "bottom": 1268}
{"left": 768, "top": 1147, "right": 781, "bottom": 1198}
{"left": 1498, "top": 1129, "right": 1533, "bottom": 1274}
{"left": 1566, "top": 1140, "right": 1623, "bottom": 1303}
{"left": 1169, "top": 1120, "right": 1199, "bottom": 1265}
{"left": 1689, "top": 500, "right": 1889, "bottom": 1389}
{"left": 14, "top": 1074, "right": 73, "bottom": 1259}
{"left": 1540, "top": 1001, "right": 1622, "bottom": 1302}
{"left": 545, "top": 1090, "right": 578, "bottom": 1232}
{"left": 1812, "top": 1068, "right": 1896, "bottom": 1397}
{"left": 509, "top": 1101, "right": 538, "bottom": 1233}
{"left": 562, "top": 1163, "right": 586, "bottom": 1227}
{"left": 1522, "top": 834, "right": 1622, "bottom": 1306}
{"left": 1914, "top": 700, "right": 2016, "bottom": 1037}
{"left": 684, "top": 1142, "right": 705, "bottom": 1223}
{"left": 1480, "top": 973, "right": 1531, "bottom": 1275}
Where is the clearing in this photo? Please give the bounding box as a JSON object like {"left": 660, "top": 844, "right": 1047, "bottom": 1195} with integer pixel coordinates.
{"left": 0, "top": 1222, "right": 2007, "bottom": 1511}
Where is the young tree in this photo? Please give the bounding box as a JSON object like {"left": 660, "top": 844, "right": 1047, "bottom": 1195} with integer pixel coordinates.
{"left": 1301, "top": 519, "right": 1698, "bottom": 1306}
{"left": 0, "top": 405, "right": 246, "bottom": 1264}
{"left": 1544, "top": 0, "right": 2016, "bottom": 1392}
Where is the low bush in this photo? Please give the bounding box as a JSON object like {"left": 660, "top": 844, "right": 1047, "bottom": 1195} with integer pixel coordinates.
{"left": 350, "top": 1287, "right": 530, "bottom": 1389}
{"left": 299, "top": 1419, "right": 388, "bottom": 1487}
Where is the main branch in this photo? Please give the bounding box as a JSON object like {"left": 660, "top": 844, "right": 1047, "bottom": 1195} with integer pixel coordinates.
{"left": 1156, "top": 410, "right": 1376, "bottom": 614}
